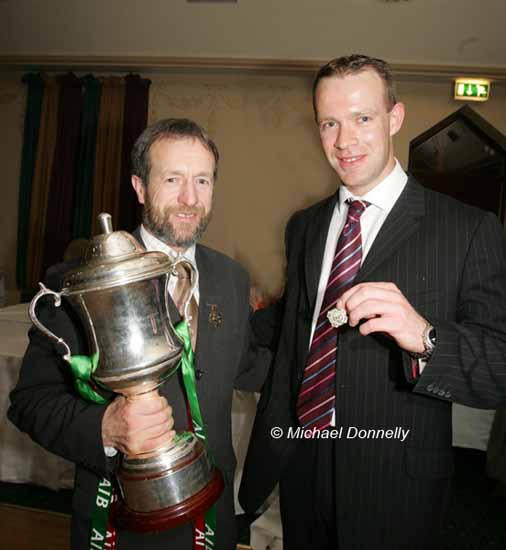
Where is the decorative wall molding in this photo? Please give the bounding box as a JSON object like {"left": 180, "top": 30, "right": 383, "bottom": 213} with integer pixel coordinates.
{"left": 1, "top": 55, "right": 506, "bottom": 83}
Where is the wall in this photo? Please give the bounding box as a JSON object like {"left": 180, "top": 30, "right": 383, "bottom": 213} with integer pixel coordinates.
{"left": 1, "top": 71, "right": 505, "bottom": 304}
{"left": 2, "top": 0, "right": 506, "bottom": 67}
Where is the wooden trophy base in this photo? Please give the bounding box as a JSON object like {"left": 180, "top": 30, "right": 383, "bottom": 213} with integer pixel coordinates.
{"left": 116, "top": 467, "right": 224, "bottom": 533}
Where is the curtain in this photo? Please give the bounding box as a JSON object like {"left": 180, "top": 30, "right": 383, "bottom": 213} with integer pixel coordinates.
{"left": 16, "top": 73, "right": 151, "bottom": 299}
{"left": 25, "top": 78, "right": 59, "bottom": 295}
{"left": 72, "top": 75, "right": 102, "bottom": 240}
{"left": 92, "top": 77, "right": 125, "bottom": 236}
{"left": 118, "top": 75, "right": 151, "bottom": 232}
{"left": 41, "top": 73, "right": 83, "bottom": 274}
{"left": 16, "top": 74, "right": 45, "bottom": 294}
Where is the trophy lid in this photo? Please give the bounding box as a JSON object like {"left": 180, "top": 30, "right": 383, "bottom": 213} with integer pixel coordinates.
{"left": 63, "top": 213, "right": 172, "bottom": 294}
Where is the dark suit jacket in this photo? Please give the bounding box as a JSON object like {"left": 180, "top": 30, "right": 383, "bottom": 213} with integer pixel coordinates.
{"left": 240, "top": 179, "right": 506, "bottom": 549}
{"left": 8, "top": 235, "right": 263, "bottom": 550}
{"left": 487, "top": 406, "right": 506, "bottom": 484}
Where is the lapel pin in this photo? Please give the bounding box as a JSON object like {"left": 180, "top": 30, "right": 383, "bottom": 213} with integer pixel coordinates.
{"left": 208, "top": 304, "right": 223, "bottom": 328}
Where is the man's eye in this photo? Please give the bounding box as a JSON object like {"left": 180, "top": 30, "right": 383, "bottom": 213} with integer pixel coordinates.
{"left": 358, "top": 116, "right": 371, "bottom": 123}
{"left": 197, "top": 178, "right": 210, "bottom": 186}
{"left": 321, "top": 121, "right": 336, "bottom": 130}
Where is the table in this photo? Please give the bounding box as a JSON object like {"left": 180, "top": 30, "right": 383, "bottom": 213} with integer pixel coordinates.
{"left": 0, "top": 303, "right": 74, "bottom": 490}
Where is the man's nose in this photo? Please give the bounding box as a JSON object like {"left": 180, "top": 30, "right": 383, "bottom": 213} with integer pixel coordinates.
{"left": 334, "top": 124, "right": 357, "bottom": 150}
{"left": 178, "top": 181, "right": 198, "bottom": 206}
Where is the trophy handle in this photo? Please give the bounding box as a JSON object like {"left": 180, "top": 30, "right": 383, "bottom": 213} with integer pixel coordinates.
{"left": 29, "top": 282, "right": 72, "bottom": 363}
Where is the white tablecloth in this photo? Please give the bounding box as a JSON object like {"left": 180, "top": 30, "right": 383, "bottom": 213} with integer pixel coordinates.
{"left": 0, "top": 303, "right": 74, "bottom": 490}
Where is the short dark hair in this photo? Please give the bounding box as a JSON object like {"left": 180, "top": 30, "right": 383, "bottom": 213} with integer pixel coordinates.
{"left": 312, "top": 54, "right": 397, "bottom": 115}
{"left": 131, "top": 118, "right": 220, "bottom": 184}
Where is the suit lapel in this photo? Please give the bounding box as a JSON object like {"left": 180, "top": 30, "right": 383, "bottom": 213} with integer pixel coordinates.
{"left": 304, "top": 194, "right": 338, "bottom": 311}
{"left": 192, "top": 246, "right": 219, "bottom": 414}
{"left": 194, "top": 246, "right": 216, "bottom": 355}
{"left": 356, "top": 177, "right": 426, "bottom": 283}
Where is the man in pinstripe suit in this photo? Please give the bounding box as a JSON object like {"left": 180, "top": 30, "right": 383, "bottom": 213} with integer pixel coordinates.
{"left": 240, "top": 54, "right": 506, "bottom": 549}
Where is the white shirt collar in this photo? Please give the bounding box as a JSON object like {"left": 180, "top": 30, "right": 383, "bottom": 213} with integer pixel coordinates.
{"left": 338, "top": 159, "right": 408, "bottom": 213}
{"left": 139, "top": 224, "right": 197, "bottom": 265}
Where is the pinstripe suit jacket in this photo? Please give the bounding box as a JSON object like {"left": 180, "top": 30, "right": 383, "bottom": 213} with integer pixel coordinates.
{"left": 240, "top": 178, "right": 506, "bottom": 548}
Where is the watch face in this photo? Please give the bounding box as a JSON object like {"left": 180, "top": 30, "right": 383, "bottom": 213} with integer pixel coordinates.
{"left": 428, "top": 327, "right": 437, "bottom": 347}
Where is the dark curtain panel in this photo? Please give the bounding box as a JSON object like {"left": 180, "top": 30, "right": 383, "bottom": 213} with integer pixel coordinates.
{"left": 16, "top": 74, "right": 45, "bottom": 294}
{"left": 42, "top": 73, "right": 83, "bottom": 274}
{"left": 26, "top": 78, "right": 59, "bottom": 295}
{"left": 72, "top": 75, "right": 102, "bottom": 240}
{"left": 118, "top": 75, "right": 151, "bottom": 232}
{"left": 92, "top": 77, "right": 125, "bottom": 235}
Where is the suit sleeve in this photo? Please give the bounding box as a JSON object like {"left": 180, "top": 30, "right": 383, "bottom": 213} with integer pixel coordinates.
{"left": 234, "top": 269, "right": 274, "bottom": 392}
{"left": 413, "top": 211, "right": 506, "bottom": 408}
{"left": 7, "top": 291, "right": 115, "bottom": 479}
{"left": 234, "top": 213, "right": 298, "bottom": 392}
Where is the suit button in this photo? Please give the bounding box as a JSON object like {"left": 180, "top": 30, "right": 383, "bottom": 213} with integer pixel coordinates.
{"left": 339, "top": 384, "right": 351, "bottom": 391}
{"left": 444, "top": 391, "right": 451, "bottom": 398}
{"left": 427, "top": 383, "right": 434, "bottom": 392}
{"left": 438, "top": 389, "right": 446, "bottom": 397}
{"left": 195, "top": 369, "right": 205, "bottom": 380}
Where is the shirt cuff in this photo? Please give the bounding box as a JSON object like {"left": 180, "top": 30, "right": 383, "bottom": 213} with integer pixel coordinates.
{"left": 411, "top": 357, "right": 427, "bottom": 379}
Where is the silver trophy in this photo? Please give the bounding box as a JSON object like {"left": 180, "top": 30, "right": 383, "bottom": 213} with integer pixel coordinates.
{"left": 29, "top": 213, "right": 223, "bottom": 533}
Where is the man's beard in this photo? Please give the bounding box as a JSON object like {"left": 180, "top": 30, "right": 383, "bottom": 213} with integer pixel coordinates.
{"left": 142, "top": 197, "right": 212, "bottom": 250}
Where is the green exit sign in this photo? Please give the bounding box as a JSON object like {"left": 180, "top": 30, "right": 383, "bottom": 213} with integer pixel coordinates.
{"left": 454, "top": 78, "right": 490, "bottom": 102}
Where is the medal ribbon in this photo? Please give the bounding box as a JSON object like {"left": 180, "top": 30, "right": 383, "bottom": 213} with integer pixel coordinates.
{"left": 69, "top": 352, "right": 107, "bottom": 404}
{"left": 67, "top": 352, "right": 116, "bottom": 549}
{"left": 175, "top": 320, "right": 217, "bottom": 550}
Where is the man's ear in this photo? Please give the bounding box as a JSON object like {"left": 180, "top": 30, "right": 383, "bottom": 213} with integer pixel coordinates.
{"left": 389, "top": 102, "right": 405, "bottom": 137}
{"left": 131, "top": 175, "right": 146, "bottom": 205}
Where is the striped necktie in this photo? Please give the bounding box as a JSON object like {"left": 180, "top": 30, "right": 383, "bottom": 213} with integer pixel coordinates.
{"left": 296, "top": 199, "right": 369, "bottom": 430}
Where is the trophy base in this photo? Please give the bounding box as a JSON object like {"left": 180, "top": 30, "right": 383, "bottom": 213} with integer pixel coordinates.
{"left": 116, "top": 467, "right": 224, "bottom": 533}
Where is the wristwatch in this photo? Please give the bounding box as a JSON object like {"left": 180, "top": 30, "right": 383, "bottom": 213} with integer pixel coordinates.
{"left": 410, "top": 323, "right": 436, "bottom": 360}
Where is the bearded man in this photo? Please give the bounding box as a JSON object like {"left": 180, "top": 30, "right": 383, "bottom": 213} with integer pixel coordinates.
{"left": 9, "top": 118, "right": 265, "bottom": 550}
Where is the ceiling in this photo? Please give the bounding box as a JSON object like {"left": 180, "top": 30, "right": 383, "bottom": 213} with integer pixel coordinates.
{"left": 1, "top": 0, "right": 505, "bottom": 69}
